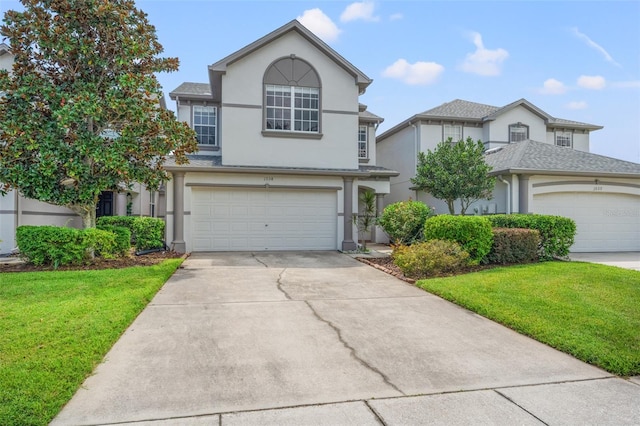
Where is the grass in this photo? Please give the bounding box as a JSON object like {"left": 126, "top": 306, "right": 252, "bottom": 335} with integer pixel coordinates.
{"left": 0, "top": 259, "right": 183, "bottom": 426}
{"left": 417, "top": 261, "right": 640, "bottom": 376}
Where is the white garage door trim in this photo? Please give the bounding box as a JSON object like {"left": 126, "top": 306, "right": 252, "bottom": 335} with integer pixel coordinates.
{"left": 191, "top": 187, "right": 338, "bottom": 251}
{"left": 533, "top": 192, "right": 640, "bottom": 252}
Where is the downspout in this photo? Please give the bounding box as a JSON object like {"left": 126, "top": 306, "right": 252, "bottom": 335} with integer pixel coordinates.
{"left": 410, "top": 121, "right": 418, "bottom": 200}
{"left": 497, "top": 175, "right": 511, "bottom": 214}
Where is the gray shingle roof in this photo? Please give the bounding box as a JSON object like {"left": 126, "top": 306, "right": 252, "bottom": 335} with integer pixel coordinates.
{"left": 484, "top": 140, "right": 640, "bottom": 176}
{"left": 420, "top": 99, "right": 499, "bottom": 120}
{"left": 359, "top": 109, "right": 384, "bottom": 123}
{"left": 168, "top": 82, "right": 212, "bottom": 100}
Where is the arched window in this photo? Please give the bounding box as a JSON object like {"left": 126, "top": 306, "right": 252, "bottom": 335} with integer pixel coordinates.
{"left": 509, "top": 122, "right": 529, "bottom": 143}
{"left": 264, "top": 56, "right": 321, "bottom": 133}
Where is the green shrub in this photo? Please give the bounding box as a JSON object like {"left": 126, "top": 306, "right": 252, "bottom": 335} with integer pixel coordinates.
{"left": 96, "top": 215, "right": 137, "bottom": 230}
{"left": 132, "top": 217, "right": 165, "bottom": 250}
{"left": 392, "top": 240, "right": 470, "bottom": 278}
{"left": 96, "top": 225, "right": 131, "bottom": 255}
{"left": 423, "top": 215, "right": 493, "bottom": 264}
{"left": 487, "top": 228, "right": 540, "bottom": 264}
{"left": 16, "top": 226, "right": 85, "bottom": 267}
{"left": 487, "top": 214, "right": 576, "bottom": 260}
{"left": 83, "top": 228, "right": 118, "bottom": 259}
{"left": 377, "top": 199, "right": 433, "bottom": 245}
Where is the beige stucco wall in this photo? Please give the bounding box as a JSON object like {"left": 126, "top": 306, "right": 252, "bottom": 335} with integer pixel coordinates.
{"left": 377, "top": 126, "right": 417, "bottom": 206}
{"left": 485, "top": 107, "right": 547, "bottom": 143}
{"left": 219, "top": 31, "right": 360, "bottom": 169}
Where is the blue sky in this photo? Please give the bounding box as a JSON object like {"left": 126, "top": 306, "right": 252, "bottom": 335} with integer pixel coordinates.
{"left": 2, "top": 1, "right": 639, "bottom": 162}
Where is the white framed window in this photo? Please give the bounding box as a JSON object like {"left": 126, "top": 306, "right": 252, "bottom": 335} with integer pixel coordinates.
{"left": 265, "top": 85, "right": 319, "bottom": 132}
{"left": 443, "top": 124, "right": 462, "bottom": 142}
{"left": 509, "top": 123, "right": 529, "bottom": 143}
{"left": 193, "top": 106, "right": 217, "bottom": 145}
{"left": 149, "top": 190, "right": 156, "bottom": 217}
{"left": 556, "top": 131, "right": 572, "bottom": 147}
{"left": 358, "top": 125, "right": 368, "bottom": 159}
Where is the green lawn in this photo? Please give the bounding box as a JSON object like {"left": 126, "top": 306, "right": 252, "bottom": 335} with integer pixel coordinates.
{"left": 417, "top": 261, "right": 640, "bottom": 376}
{"left": 0, "top": 259, "right": 183, "bottom": 426}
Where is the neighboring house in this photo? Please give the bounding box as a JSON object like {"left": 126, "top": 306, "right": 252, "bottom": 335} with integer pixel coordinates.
{"left": 0, "top": 43, "right": 161, "bottom": 255}
{"left": 377, "top": 98, "right": 640, "bottom": 252}
{"left": 164, "top": 20, "right": 397, "bottom": 253}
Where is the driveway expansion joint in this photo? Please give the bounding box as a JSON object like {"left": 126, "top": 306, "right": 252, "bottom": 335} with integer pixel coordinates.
{"left": 494, "top": 389, "right": 549, "bottom": 425}
{"left": 304, "top": 300, "right": 405, "bottom": 396}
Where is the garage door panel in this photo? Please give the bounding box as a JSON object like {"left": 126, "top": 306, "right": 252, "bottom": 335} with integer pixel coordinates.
{"left": 534, "top": 192, "right": 640, "bottom": 252}
{"left": 191, "top": 188, "right": 337, "bottom": 251}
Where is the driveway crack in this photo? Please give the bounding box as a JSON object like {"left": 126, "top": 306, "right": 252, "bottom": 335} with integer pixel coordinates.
{"left": 276, "top": 269, "right": 292, "bottom": 300}
{"left": 251, "top": 253, "right": 268, "bottom": 268}
{"left": 304, "top": 300, "right": 405, "bottom": 396}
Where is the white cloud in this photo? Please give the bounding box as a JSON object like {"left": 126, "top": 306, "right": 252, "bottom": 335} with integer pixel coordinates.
{"left": 389, "top": 13, "right": 403, "bottom": 21}
{"left": 566, "top": 101, "right": 588, "bottom": 110}
{"left": 540, "top": 78, "right": 567, "bottom": 95}
{"left": 459, "top": 32, "right": 509, "bottom": 76}
{"left": 571, "top": 27, "right": 621, "bottom": 68}
{"left": 340, "top": 1, "right": 379, "bottom": 23}
{"left": 297, "top": 9, "right": 341, "bottom": 43}
{"left": 611, "top": 80, "right": 640, "bottom": 89}
{"left": 382, "top": 59, "right": 444, "bottom": 85}
{"left": 577, "top": 75, "right": 606, "bottom": 90}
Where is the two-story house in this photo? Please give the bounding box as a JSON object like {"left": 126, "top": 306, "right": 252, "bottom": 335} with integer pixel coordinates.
{"left": 164, "top": 20, "right": 396, "bottom": 253}
{"left": 377, "top": 99, "right": 640, "bottom": 252}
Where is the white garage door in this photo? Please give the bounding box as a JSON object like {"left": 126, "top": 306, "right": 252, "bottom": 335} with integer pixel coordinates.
{"left": 534, "top": 192, "right": 640, "bottom": 252}
{"left": 191, "top": 187, "right": 337, "bottom": 251}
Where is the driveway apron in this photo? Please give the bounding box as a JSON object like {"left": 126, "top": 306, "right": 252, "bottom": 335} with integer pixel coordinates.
{"left": 52, "top": 252, "right": 639, "bottom": 425}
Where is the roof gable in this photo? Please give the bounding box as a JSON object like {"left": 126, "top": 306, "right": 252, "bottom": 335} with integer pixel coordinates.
{"left": 208, "top": 20, "right": 371, "bottom": 93}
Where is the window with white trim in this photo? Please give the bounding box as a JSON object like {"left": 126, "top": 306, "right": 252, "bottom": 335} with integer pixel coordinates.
{"left": 555, "top": 131, "right": 572, "bottom": 147}
{"left": 443, "top": 124, "right": 462, "bottom": 142}
{"left": 193, "top": 106, "right": 217, "bottom": 145}
{"left": 264, "top": 57, "right": 321, "bottom": 134}
{"left": 509, "top": 123, "right": 528, "bottom": 143}
{"left": 358, "top": 125, "right": 368, "bottom": 159}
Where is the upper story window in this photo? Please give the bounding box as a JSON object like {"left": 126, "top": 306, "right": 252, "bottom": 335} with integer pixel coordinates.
{"left": 509, "top": 123, "right": 529, "bottom": 143}
{"left": 358, "top": 125, "right": 368, "bottom": 159}
{"left": 555, "top": 131, "right": 572, "bottom": 147}
{"left": 193, "top": 105, "right": 217, "bottom": 145}
{"left": 443, "top": 124, "right": 462, "bottom": 142}
{"left": 264, "top": 56, "right": 321, "bottom": 134}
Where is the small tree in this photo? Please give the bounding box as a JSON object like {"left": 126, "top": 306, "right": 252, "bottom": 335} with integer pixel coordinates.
{"left": 411, "top": 137, "right": 495, "bottom": 215}
{"left": 0, "top": 0, "right": 197, "bottom": 228}
{"left": 354, "top": 190, "right": 376, "bottom": 250}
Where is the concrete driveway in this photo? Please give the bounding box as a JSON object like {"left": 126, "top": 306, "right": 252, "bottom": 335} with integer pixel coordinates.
{"left": 570, "top": 252, "right": 640, "bottom": 271}
{"left": 52, "top": 252, "right": 640, "bottom": 425}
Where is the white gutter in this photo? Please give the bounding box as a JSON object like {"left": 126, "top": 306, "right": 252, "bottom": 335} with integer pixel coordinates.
{"left": 497, "top": 175, "right": 511, "bottom": 214}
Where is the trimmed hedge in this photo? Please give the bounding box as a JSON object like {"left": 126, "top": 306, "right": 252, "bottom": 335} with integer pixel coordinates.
{"left": 487, "top": 228, "right": 540, "bottom": 265}
{"left": 96, "top": 225, "right": 131, "bottom": 255}
{"left": 83, "top": 228, "right": 118, "bottom": 259}
{"left": 97, "top": 216, "right": 165, "bottom": 250}
{"left": 487, "top": 214, "right": 576, "bottom": 260}
{"left": 377, "top": 199, "right": 433, "bottom": 245}
{"left": 392, "top": 240, "right": 470, "bottom": 278}
{"left": 423, "top": 215, "right": 493, "bottom": 264}
{"left": 132, "top": 217, "right": 165, "bottom": 251}
{"left": 16, "top": 226, "right": 86, "bottom": 267}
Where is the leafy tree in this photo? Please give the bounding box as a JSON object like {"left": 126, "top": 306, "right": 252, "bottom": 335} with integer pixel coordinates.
{"left": 354, "top": 190, "right": 376, "bottom": 250}
{"left": 411, "top": 137, "right": 495, "bottom": 215}
{"left": 0, "top": 0, "right": 197, "bottom": 228}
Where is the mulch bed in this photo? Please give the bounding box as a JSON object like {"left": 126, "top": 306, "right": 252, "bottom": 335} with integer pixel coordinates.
{"left": 0, "top": 250, "right": 184, "bottom": 273}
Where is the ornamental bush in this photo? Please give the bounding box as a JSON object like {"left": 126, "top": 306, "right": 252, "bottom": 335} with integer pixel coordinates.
{"left": 16, "top": 226, "right": 85, "bottom": 267}
{"left": 487, "top": 214, "right": 576, "bottom": 260}
{"left": 82, "top": 228, "right": 118, "bottom": 259}
{"left": 377, "top": 199, "right": 433, "bottom": 245}
{"left": 131, "top": 217, "right": 165, "bottom": 251}
{"left": 392, "top": 240, "right": 470, "bottom": 278}
{"left": 423, "top": 215, "right": 493, "bottom": 264}
{"left": 486, "top": 228, "right": 540, "bottom": 265}
{"left": 96, "top": 225, "right": 131, "bottom": 256}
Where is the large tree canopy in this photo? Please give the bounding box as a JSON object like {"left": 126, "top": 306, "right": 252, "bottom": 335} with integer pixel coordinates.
{"left": 0, "top": 0, "right": 197, "bottom": 227}
{"left": 411, "top": 137, "right": 496, "bottom": 215}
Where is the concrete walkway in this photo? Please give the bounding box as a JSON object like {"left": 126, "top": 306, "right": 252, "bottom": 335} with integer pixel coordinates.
{"left": 52, "top": 252, "right": 640, "bottom": 425}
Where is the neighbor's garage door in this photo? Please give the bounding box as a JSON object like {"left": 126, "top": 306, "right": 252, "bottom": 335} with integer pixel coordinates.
{"left": 191, "top": 188, "right": 337, "bottom": 251}
{"left": 534, "top": 192, "right": 640, "bottom": 252}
